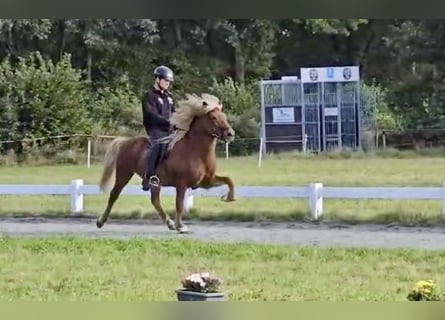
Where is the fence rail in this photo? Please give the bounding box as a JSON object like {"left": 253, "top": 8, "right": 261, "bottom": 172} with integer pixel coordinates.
{"left": 1, "top": 179, "right": 445, "bottom": 220}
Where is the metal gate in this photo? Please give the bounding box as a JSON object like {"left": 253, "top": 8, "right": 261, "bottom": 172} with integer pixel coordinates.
{"left": 300, "top": 66, "right": 361, "bottom": 152}
{"left": 260, "top": 77, "right": 304, "bottom": 153}
{"left": 339, "top": 82, "right": 359, "bottom": 149}
{"left": 260, "top": 66, "right": 365, "bottom": 154}
{"left": 319, "top": 82, "right": 359, "bottom": 151}
{"left": 301, "top": 82, "right": 321, "bottom": 152}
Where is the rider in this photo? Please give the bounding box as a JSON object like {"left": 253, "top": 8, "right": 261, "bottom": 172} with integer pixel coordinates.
{"left": 141, "top": 65, "right": 175, "bottom": 191}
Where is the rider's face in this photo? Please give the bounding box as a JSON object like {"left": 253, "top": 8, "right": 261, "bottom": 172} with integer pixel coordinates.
{"left": 157, "top": 78, "right": 171, "bottom": 91}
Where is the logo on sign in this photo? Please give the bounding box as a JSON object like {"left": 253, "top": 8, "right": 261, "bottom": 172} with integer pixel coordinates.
{"left": 327, "top": 67, "right": 334, "bottom": 79}
{"left": 272, "top": 107, "right": 294, "bottom": 123}
{"left": 343, "top": 67, "right": 352, "bottom": 80}
{"left": 309, "top": 69, "right": 318, "bottom": 81}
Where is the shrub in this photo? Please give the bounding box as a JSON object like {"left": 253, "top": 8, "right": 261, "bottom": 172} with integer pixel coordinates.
{"left": 209, "top": 77, "right": 260, "bottom": 156}
{"left": 0, "top": 51, "right": 93, "bottom": 160}
{"left": 91, "top": 73, "right": 143, "bottom": 137}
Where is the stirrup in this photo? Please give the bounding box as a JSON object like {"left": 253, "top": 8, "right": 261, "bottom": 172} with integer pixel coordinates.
{"left": 149, "top": 175, "right": 160, "bottom": 187}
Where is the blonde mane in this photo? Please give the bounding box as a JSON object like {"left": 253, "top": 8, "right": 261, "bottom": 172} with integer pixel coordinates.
{"left": 159, "top": 93, "right": 222, "bottom": 151}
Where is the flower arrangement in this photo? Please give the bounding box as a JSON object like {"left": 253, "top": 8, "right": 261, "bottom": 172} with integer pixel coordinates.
{"left": 407, "top": 280, "right": 445, "bottom": 301}
{"left": 180, "top": 272, "right": 222, "bottom": 294}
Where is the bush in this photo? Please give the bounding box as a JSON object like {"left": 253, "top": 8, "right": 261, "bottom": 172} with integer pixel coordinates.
{"left": 361, "top": 81, "right": 400, "bottom": 132}
{"left": 209, "top": 77, "right": 260, "bottom": 156}
{"left": 91, "top": 73, "right": 143, "bottom": 137}
{"left": 0, "top": 51, "right": 93, "bottom": 160}
{"left": 0, "top": 52, "right": 148, "bottom": 165}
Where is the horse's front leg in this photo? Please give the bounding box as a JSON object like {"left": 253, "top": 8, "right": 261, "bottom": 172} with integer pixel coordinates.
{"left": 209, "top": 175, "right": 235, "bottom": 202}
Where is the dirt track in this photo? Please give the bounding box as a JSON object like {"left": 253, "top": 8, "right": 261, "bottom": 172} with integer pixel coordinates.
{"left": 1, "top": 216, "right": 445, "bottom": 250}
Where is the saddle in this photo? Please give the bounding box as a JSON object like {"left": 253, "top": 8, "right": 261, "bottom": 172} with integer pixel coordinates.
{"left": 148, "top": 135, "right": 173, "bottom": 166}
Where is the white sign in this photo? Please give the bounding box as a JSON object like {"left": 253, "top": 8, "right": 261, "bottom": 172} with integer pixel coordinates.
{"left": 324, "top": 107, "right": 338, "bottom": 117}
{"left": 272, "top": 107, "right": 294, "bottom": 123}
{"left": 300, "top": 66, "right": 360, "bottom": 83}
{"left": 280, "top": 76, "right": 299, "bottom": 81}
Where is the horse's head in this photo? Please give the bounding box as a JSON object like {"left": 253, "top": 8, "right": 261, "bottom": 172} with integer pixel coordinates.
{"left": 193, "top": 102, "right": 235, "bottom": 143}
{"left": 170, "top": 93, "right": 235, "bottom": 144}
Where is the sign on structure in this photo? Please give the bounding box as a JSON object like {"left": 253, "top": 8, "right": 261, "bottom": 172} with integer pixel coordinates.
{"left": 300, "top": 66, "right": 360, "bottom": 83}
{"left": 300, "top": 65, "right": 361, "bottom": 152}
{"left": 272, "top": 107, "right": 295, "bottom": 123}
{"left": 259, "top": 66, "right": 362, "bottom": 154}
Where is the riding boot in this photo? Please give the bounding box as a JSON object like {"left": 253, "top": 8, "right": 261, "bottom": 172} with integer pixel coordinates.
{"left": 142, "top": 143, "right": 161, "bottom": 191}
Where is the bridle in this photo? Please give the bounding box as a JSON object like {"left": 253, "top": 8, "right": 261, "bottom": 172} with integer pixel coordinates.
{"left": 172, "top": 107, "right": 230, "bottom": 142}
{"left": 175, "top": 124, "right": 222, "bottom": 140}
{"left": 207, "top": 107, "right": 226, "bottom": 140}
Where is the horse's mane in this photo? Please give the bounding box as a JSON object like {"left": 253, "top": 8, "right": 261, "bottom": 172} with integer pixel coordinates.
{"left": 160, "top": 93, "right": 222, "bottom": 151}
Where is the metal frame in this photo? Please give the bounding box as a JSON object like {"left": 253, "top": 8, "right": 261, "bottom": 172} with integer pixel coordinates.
{"left": 355, "top": 81, "right": 362, "bottom": 149}
{"left": 321, "top": 82, "right": 326, "bottom": 151}
{"left": 259, "top": 66, "right": 361, "bottom": 154}
{"left": 260, "top": 81, "right": 267, "bottom": 154}
{"left": 301, "top": 81, "right": 322, "bottom": 153}
{"left": 300, "top": 79, "right": 306, "bottom": 152}
{"left": 260, "top": 78, "right": 303, "bottom": 154}
{"left": 336, "top": 82, "right": 343, "bottom": 149}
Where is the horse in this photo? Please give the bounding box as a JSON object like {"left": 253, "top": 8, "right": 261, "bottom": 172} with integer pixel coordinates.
{"left": 95, "top": 93, "right": 236, "bottom": 233}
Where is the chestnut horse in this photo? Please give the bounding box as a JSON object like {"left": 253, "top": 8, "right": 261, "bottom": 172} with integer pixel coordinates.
{"left": 96, "top": 93, "right": 236, "bottom": 233}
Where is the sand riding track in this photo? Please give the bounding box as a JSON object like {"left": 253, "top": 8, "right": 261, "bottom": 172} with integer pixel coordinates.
{"left": 1, "top": 216, "right": 445, "bottom": 250}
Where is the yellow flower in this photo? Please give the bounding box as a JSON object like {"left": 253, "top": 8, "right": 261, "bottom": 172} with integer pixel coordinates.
{"left": 415, "top": 280, "right": 435, "bottom": 291}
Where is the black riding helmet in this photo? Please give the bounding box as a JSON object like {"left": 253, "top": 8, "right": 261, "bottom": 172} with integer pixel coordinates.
{"left": 154, "top": 65, "right": 174, "bottom": 82}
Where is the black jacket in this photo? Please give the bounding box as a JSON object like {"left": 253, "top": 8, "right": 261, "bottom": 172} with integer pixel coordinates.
{"left": 141, "top": 87, "right": 175, "bottom": 138}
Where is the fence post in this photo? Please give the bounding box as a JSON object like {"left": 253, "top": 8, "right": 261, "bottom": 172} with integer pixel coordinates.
{"left": 258, "top": 137, "right": 264, "bottom": 168}
{"left": 70, "top": 179, "right": 84, "bottom": 214}
{"left": 303, "top": 134, "right": 308, "bottom": 153}
{"left": 87, "top": 139, "right": 92, "bottom": 168}
{"left": 184, "top": 188, "right": 194, "bottom": 214}
{"left": 309, "top": 182, "right": 323, "bottom": 220}
{"left": 442, "top": 182, "right": 445, "bottom": 218}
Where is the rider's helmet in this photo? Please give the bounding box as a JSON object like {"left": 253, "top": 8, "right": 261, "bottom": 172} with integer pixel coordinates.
{"left": 154, "top": 65, "right": 174, "bottom": 82}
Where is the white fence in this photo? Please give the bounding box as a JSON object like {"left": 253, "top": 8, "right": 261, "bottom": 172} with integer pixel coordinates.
{"left": 1, "top": 179, "right": 445, "bottom": 220}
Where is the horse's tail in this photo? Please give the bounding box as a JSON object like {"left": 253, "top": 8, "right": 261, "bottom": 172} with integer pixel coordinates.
{"left": 99, "top": 137, "right": 130, "bottom": 192}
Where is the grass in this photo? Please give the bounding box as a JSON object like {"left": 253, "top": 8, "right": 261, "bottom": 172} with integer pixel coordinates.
{"left": 2, "top": 153, "right": 445, "bottom": 225}
{"left": 0, "top": 236, "right": 444, "bottom": 301}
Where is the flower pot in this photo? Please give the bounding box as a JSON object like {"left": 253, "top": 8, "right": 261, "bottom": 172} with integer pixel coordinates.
{"left": 175, "top": 289, "right": 225, "bottom": 301}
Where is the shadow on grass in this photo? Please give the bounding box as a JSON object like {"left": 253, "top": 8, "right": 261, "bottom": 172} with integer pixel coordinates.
{"left": 2, "top": 208, "right": 445, "bottom": 228}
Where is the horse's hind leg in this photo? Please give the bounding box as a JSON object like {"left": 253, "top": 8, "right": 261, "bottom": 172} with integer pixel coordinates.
{"left": 96, "top": 168, "right": 134, "bottom": 229}
{"left": 150, "top": 187, "right": 175, "bottom": 231}
{"left": 174, "top": 185, "right": 191, "bottom": 234}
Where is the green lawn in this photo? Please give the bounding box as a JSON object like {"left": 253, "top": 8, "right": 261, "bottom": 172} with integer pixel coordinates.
{"left": 0, "top": 236, "right": 444, "bottom": 301}
{"left": 1, "top": 154, "right": 445, "bottom": 224}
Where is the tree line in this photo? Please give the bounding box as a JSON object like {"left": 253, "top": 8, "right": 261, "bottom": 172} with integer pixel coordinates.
{"left": 0, "top": 19, "right": 444, "bottom": 162}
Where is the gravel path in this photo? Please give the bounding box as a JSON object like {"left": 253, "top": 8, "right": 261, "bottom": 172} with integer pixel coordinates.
{"left": 1, "top": 216, "right": 445, "bottom": 250}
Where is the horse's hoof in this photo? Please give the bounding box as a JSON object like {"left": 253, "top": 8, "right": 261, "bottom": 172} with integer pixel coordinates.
{"left": 220, "top": 194, "right": 235, "bottom": 202}
{"left": 177, "top": 225, "right": 192, "bottom": 234}
{"left": 96, "top": 220, "right": 104, "bottom": 229}
{"left": 166, "top": 219, "right": 175, "bottom": 231}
